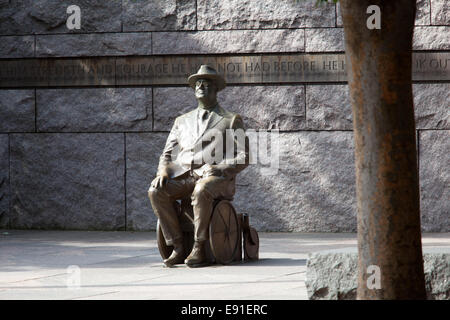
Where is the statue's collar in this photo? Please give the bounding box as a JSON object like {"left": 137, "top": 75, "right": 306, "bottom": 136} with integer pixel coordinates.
{"left": 198, "top": 103, "right": 225, "bottom": 116}
{"left": 198, "top": 102, "right": 219, "bottom": 112}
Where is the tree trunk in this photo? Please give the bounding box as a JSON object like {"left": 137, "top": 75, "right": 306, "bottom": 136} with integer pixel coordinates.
{"left": 340, "top": 0, "right": 426, "bottom": 299}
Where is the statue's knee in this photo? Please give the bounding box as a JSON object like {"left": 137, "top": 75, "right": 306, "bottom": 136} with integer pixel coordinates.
{"left": 191, "top": 183, "right": 212, "bottom": 204}
{"left": 148, "top": 185, "right": 163, "bottom": 201}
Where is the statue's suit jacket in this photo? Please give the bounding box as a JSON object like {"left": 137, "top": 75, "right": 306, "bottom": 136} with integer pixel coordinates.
{"left": 157, "top": 104, "right": 249, "bottom": 196}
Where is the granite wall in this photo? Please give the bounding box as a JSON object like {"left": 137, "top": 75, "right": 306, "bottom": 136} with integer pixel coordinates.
{"left": 0, "top": 0, "right": 448, "bottom": 232}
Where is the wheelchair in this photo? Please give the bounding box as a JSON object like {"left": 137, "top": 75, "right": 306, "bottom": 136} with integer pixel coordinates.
{"left": 157, "top": 198, "right": 259, "bottom": 265}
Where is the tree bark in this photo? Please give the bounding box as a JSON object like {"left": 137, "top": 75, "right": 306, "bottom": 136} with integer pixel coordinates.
{"left": 340, "top": 0, "right": 426, "bottom": 299}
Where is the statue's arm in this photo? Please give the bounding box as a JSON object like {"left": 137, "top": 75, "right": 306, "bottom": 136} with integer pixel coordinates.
{"left": 215, "top": 114, "right": 250, "bottom": 177}
{"left": 157, "top": 118, "right": 179, "bottom": 177}
{"left": 230, "top": 114, "right": 250, "bottom": 173}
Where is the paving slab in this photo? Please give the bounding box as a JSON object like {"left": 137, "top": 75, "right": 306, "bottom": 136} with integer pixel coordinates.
{"left": 0, "top": 230, "right": 448, "bottom": 300}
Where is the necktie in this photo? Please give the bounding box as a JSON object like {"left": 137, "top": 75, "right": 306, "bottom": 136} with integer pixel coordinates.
{"left": 201, "top": 109, "right": 209, "bottom": 121}
{"left": 199, "top": 109, "right": 209, "bottom": 134}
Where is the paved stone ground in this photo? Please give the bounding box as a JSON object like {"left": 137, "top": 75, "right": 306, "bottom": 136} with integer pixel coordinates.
{"left": 0, "top": 230, "right": 449, "bottom": 300}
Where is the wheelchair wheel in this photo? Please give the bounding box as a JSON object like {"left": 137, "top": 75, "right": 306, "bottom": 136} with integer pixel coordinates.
{"left": 209, "top": 200, "right": 240, "bottom": 265}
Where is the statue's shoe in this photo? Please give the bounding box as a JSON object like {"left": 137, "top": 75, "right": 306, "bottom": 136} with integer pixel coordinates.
{"left": 163, "top": 248, "right": 185, "bottom": 267}
{"left": 185, "top": 241, "right": 209, "bottom": 268}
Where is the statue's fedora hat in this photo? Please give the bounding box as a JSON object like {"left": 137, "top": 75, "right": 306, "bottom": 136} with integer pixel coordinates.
{"left": 188, "top": 65, "right": 226, "bottom": 92}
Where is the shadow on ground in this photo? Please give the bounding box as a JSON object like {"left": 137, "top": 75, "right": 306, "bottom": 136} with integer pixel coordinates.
{"left": 232, "top": 258, "right": 306, "bottom": 267}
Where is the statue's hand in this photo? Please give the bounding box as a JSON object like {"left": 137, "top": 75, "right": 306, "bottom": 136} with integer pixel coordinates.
{"left": 204, "top": 164, "right": 227, "bottom": 177}
{"left": 151, "top": 169, "right": 169, "bottom": 189}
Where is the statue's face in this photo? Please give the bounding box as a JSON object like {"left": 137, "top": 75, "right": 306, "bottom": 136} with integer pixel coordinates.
{"left": 195, "top": 79, "right": 216, "bottom": 100}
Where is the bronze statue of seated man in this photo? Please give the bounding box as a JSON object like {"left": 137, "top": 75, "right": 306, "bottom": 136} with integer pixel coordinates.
{"left": 148, "top": 65, "right": 249, "bottom": 268}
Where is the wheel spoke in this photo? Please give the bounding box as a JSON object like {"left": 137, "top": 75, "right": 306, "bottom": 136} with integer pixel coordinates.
{"left": 218, "top": 207, "right": 227, "bottom": 226}
{"left": 229, "top": 219, "right": 237, "bottom": 233}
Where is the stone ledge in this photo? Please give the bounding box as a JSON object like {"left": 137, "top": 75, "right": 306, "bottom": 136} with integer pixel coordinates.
{"left": 306, "top": 247, "right": 450, "bottom": 300}
{"left": 413, "top": 26, "right": 450, "bottom": 50}
{"left": 153, "top": 29, "right": 305, "bottom": 55}
{"left": 0, "top": 36, "right": 35, "bottom": 59}
{"left": 36, "top": 33, "right": 152, "bottom": 57}
{"left": 305, "top": 28, "right": 344, "bottom": 53}
{"left": 122, "top": 0, "right": 196, "bottom": 32}
{"left": 197, "top": 0, "right": 336, "bottom": 30}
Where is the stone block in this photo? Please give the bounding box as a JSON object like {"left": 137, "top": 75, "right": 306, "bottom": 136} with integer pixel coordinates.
{"left": 0, "top": 90, "right": 35, "bottom": 132}
{"left": 306, "top": 248, "right": 450, "bottom": 300}
{"left": 153, "top": 29, "right": 305, "bottom": 54}
{"left": 221, "top": 86, "right": 306, "bottom": 131}
{"left": 416, "top": 0, "right": 431, "bottom": 25}
{"left": 153, "top": 86, "right": 306, "bottom": 131}
{"left": 125, "top": 133, "right": 168, "bottom": 231}
{"left": 0, "top": 36, "right": 35, "bottom": 58}
{"left": 413, "top": 84, "right": 450, "bottom": 129}
{"left": 36, "top": 33, "right": 152, "bottom": 57}
{"left": 36, "top": 88, "right": 152, "bottom": 132}
{"left": 431, "top": 0, "right": 450, "bottom": 25}
{"left": 306, "top": 249, "right": 358, "bottom": 300}
{"left": 0, "top": 0, "right": 122, "bottom": 35}
{"left": 9, "top": 133, "right": 125, "bottom": 230}
{"left": 419, "top": 130, "right": 450, "bottom": 232}
{"left": 306, "top": 85, "right": 352, "bottom": 130}
{"left": 0, "top": 134, "right": 8, "bottom": 227}
{"left": 423, "top": 250, "right": 450, "bottom": 300}
{"left": 234, "top": 131, "right": 356, "bottom": 232}
{"left": 413, "top": 26, "right": 450, "bottom": 50}
{"left": 153, "top": 87, "right": 197, "bottom": 131}
{"left": 305, "top": 28, "right": 345, "bottom": 52}
{"left": 122, "top": 0, "right": 196, "bottom": 31}
{"left": 197, "top": 0, "right": 336, "bottom": 30}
